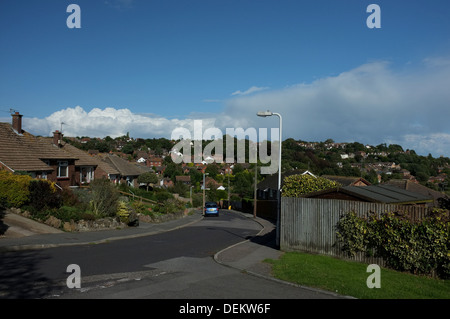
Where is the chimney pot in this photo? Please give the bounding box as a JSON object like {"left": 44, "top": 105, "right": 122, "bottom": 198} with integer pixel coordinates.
{"left": 53, "top": 130, "right": 63, "bottom": 147}
{"left": 11, "top": 112, "right": 23, "bottom": 134}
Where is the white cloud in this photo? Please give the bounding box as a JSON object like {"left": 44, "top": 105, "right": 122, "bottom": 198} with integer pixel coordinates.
{"left": 391, "top": 133, "right": 450, "bottom": 158}
{"left": 423, "top": 56, "right": 450, "bottom": 68}
{"left": 222, "top": 58, "right": 450, "bottom": 157}
{"left": 231, "top": 86, "right": 270, "bottom": 96}
{"left": 22, "top": 106, "right": 217, "bottom": 140}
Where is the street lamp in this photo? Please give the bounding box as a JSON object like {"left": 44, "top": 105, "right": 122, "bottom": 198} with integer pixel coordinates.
{"left": 202, "top": 172, "right": 209, "bottom": 215}
{"left": 257, "top": 110, "right": 282, "bottom": 247}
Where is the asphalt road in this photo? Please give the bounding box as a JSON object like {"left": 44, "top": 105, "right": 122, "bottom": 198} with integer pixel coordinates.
{"left": 0, "top": 210, "right": 337, "bottom": 301}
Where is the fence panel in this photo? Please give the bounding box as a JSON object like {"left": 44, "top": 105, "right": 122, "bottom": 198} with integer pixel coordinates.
{"left": 280, "top": 197, "right": 429, "bottom": 264}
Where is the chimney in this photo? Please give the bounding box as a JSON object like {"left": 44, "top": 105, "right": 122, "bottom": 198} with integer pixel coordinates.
{"left": 53, "top": 130, "right": 63, "bottom": 147}
{"left": 11, "top": 112, "right": 23, "bottom": 134}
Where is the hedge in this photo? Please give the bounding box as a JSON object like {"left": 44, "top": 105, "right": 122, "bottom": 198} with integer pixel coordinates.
{"left": 336, "top": 209, "right": 450, "bottom": 279}
{"left": 281, "top": 174, "right": 340, "bottom": 197}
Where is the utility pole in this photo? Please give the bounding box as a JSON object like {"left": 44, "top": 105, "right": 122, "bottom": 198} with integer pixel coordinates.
{"left": 202, "top": 172, "right": 209, "bottom": 215}
{"left": 253, "top": 163, "right": 257, "bottom": 218}
{"left": 227, "top": 173, "right": 230, "bottom": 210}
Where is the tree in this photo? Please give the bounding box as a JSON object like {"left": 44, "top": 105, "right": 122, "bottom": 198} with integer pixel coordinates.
{"left": 205, "top": 163, "right": 220, "bottom": 178}
{"left": 164, "top": 162, "right": 183, "bottom": 181}
{"left": 121, "top": 143, "right": 134, "bottom": 155}
{"left": 137, "top": 172, "right": 158, "bottom": 191}
{"left": 232, "top": 171, "right": 253, "bottom": 199}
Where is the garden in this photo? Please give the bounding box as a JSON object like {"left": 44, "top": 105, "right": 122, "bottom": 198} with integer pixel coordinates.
{"left": 0, "top": 170, "right": 193, "bottom": 232}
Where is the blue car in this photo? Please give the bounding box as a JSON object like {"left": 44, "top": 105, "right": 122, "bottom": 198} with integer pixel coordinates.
{"left": 204, "top": 202, "right": 220, "bottom": 217}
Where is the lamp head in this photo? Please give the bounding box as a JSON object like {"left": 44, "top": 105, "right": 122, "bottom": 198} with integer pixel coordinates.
{"left": 257, "top": 110, "right": 273, "bottom": 117}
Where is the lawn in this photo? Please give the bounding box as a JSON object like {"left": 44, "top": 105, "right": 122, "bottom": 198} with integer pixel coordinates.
{"left": 264, "top": 252, "right": 450, "bottom": 299}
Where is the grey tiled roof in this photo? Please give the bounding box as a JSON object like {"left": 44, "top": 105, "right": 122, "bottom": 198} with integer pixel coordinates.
{"left": 0, "top": 123, "right": 77, "bottom": 172}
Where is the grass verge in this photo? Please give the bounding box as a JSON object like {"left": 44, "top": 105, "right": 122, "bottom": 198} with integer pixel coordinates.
{"left": 264, "top": 251, "right": 450, "bottom": 299}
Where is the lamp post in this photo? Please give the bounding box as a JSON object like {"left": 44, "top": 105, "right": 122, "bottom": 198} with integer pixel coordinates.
{"left": 202, "top": 172, "right": 209, "bottom": 215}
{"left": 257, "top": 110, "right": 282, "bottom": 247}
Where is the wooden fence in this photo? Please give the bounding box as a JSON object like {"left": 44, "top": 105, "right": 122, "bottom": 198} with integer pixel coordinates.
{"left": 280, "top": 197, "right": 430, "bottom": 265}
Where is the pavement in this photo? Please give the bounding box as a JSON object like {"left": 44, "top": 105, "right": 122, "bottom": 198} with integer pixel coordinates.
{"left": 0, "top": 209, "right": 344, "bottom": 298}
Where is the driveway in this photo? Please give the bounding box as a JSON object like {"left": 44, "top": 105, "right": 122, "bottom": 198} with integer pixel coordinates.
{"left": 0, "top": 210, "right": 63, "bottom": 238}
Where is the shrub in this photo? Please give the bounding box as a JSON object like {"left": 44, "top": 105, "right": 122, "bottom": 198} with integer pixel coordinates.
{"left": 336, "top": 209, "right": 450, "bottom": 279}
{"left": 61, "top": 188, "right": 80, "bottom": 207}
{"left": 116, "top": 201, "right": 130, "bottom": 223}
{"left": 155, "top": 190, "right": 173, "bottom": 203}
{"left": 89, "top": 178, "right": 119, "bottom": 218}
{"left": 131, "top": 201, "right": 146, "bottom": 214}
{"left": 192, "top": 193, "right": 203, "bottom": 208}
{"left": 53, "top": 206, "right": 81, "bottom": 222}
{"left": 281, "top": 174, "right": 340, "bottom": 197}
{"left": 28, "top": 180, "right": 62, "bottom": 212}
{"left": 0, "top": 170, "right": 32, "bottom": 207}
{"left": 336, "top": 211, "right": 368, "bottom": 257}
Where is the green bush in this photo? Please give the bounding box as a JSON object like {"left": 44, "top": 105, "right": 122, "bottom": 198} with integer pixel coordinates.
{"left": 61, "top": 188, "right": 80, "bottom": 207}
{"left": 336, "top": 211, "right": 368, "bottom": 257}
{"left": 192, "top": 193, "right": 203, "bottom": 208}
{"left": 281, "top": 174, "right": 340, "bottom": 197}
{"left": 28, "top": 180, "right": 62, "bottom": 213}
{"left": 336, "top": 209, "right": 450, "bottom": 279}
{"left": 53, "top": 206, "right": 82, "bottom": 222}
{"left": 0, "top": 170, "right": 32, "bottom": 207}
{"left": 155, "top": 190, "right": 173, "bottom": 203}
{"left": 116, "top": 200, "right": 130, "bottom": 223}
{"left": 89, "top": 178, "right": 119, "bottom": 218}
{"left": 131, "top": 201, "right": 147, "bottom": 215}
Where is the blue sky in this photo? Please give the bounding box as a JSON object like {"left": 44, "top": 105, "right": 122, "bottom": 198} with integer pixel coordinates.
{"left": 1, "top": 0, "right": 450, "bottom": 157}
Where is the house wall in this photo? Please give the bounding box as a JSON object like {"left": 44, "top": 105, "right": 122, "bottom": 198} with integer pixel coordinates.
{"left": 45, "top": 159, "right": 77, "bottom": 188}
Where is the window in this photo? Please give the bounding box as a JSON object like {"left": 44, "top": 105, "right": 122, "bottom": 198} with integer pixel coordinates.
{"left": 58, "top": 161, "right": 68, "bottom": 178}
{"left": 80, "top": 167, "right": 94, "bottom": 184}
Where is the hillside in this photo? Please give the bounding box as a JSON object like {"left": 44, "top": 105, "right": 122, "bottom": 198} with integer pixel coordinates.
{"left": 64, "top": 135, "right": 450, "bottom": 195}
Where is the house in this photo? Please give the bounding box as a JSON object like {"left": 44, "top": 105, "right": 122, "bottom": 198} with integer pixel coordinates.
{"left": 161, "top": 177, "right": 173, "bottom": 188}
{"left": 102, "top": 154, "right": 151, "bottom": 187}
{"left": 257, "top": 169, "right": 316, "bottom": 200}
{"left": 147, "top": 156, "right": 163, "bottom": 168}
{"left": 135, "top": 150, "right": 149, "bottom": 160}
{"left": 154, "top": 165, "right": 166, "bottom": 176}
{"left": 221, "top": 164, "right": 233, "bottom": 175}
{"left": 38, "top": 129, "right": 127, "bottom": 186}
{"left": 303, "top": 184, "right": 433, "bottom": 206}
{"left": 321, "top": 175, "right": 371, "bottom": 187}
{"left": 384, "top": 179, "right": 446, "bottom": 208}
{"left": 0, "top": 113, "right": 78, "bottom": 188}
{"left": 175, "top": 175, "right": 191, "bottom": 185}
{"left": 48, "top": 132, "right": 98, "bottom": 185}
{"left": 202, "top": 176, "right": 220, "bottom": 190}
